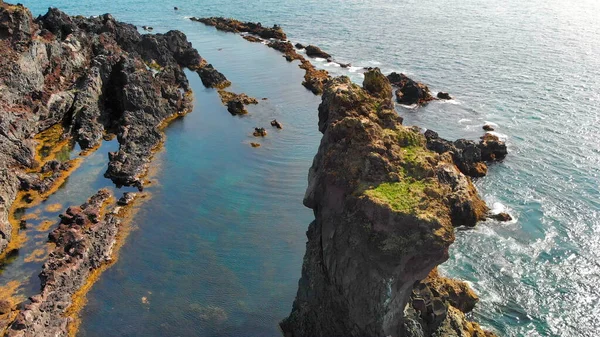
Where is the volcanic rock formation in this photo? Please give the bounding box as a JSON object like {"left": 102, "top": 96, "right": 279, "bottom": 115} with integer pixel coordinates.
{"left": 0, "top": 2, "right": 204, "bottom": 254}
{"left": 281, "top": 69, "right": 496, "bottom": 337}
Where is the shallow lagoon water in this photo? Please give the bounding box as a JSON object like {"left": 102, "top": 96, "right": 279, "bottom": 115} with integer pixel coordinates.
{"left": 17, "top": 0, "right": 600, "bottom": 336}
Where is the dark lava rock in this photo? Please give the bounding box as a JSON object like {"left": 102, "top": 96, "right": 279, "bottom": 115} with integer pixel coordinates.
{"left": 174, "top": 7, "right": 179, "bottom": 10}
{"left": 294, "top": 43, "right": 305, "bottom": 49}
{"left": 117, "top": 192, "right": 137, "bottom": 206}
{"left": 480, "top": 133, "right": 508, "bottom": 161}
{"left": 304, "top": 45, "right": 331, "bottom": 59}
{"left": 227, "top": 99, "right": 247, "bottom": 115}
{"left": 388, "top": 72, "right": 435, "bottom": 105}
{"left": 253, "top": 127, "right": 267, "bottom": 137}
{"left": 437, "top": 91, "right": 452, "bottom": 100}
{"left": 490, "top": 212, "right": 512, "bottom": 222}
{"left": 425, "top": 129, "right": 489, "bottom": 177}
{"left": 483, "top": 124, "right": 495, "bottom": 131}
{"left": 197, "top": 64, "right": 231, "bottom": 88}
{"left": 270, "top": 119, "right": 283, "bottom": 129}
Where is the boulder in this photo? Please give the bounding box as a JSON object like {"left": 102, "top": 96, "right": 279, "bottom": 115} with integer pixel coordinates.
{"left": 388, "top": 72, "right": 435, "bottom": 105}
{"left": 304, "top": 45, "right": 331, "bottom": 58}
{"left": 270, "top": 119, "right": 283, "bottom": 129}
{"left": 253, "top": 127, "right": 267, "bottom": 137}
{"left": 490, "top": 212, "right": 512, "bottom": 222}
{"left": 437, "top": 91, "right": 452, "bottom": 100}
{"left": 294, "top": 43, "right": 305, "bottom": 49}
{"left": 480, "top": 133, "right": 508, "bottom": 161}
{"left": 483, "top": 124, "right": 495, "bottom": 131}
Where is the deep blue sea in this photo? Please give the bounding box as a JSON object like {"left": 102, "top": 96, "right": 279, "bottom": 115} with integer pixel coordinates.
{"left": 8, "top": 0, "right": 600, "bottom": 336}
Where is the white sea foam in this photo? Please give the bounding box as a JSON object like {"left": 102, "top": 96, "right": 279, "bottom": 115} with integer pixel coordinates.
{"left": 484, "top": 121, "right": 499, "bottom": 127}
{"left": 487, "top": 131, "right": 508, "bottom": 141}
{"left": 458, "top": 118, "right": 472, "bottom": 123}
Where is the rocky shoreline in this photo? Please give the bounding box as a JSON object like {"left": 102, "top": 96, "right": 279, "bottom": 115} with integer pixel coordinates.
{"left": 280, "top": 69, "right": 505, "bottom": 336}
{"left": 0, "top": 3, "right": 510, "bottom": 337}
{"left": 5, "top": 189, "right": 121, "bottom": 336}
{"left": 0, "top": 2, "right": 212, "bottom": 335}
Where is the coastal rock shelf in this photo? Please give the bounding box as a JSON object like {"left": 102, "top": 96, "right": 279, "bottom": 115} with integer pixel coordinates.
{"left": 6, "top": 189, "right": 122, "bottom": 336}
{"left": 280, "top": 69, "right": 500, "bottom": 337}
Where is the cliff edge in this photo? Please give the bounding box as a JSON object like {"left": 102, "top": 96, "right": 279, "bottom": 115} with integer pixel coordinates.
{"left": 281, "top": 69, "right": 495, "bottom": 337}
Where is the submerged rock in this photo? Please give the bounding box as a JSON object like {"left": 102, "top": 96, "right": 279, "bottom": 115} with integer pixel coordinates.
{"left": 270, "top": 119, "right": 283, "bottom": 129}
{"left": 242, "top": 35, "right": 262, "bottom": 43}
{"left": 253, "top": 127, "right": 267, "bottom": 137}
{"left": 281, "top": 74, "right": 491, "bottom": 337}
{"left": 250, "top": 142, "right": 261, "bottom": 148}
{"left": 483, "top": 124, "right": 495, "bottom": 131}
{"left": 388, "top": 72, "right": 435, "bottom": 105}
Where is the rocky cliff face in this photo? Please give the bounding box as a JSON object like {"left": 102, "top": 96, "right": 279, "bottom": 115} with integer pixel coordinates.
{"left": 0, "top": 2, "right": 205, "bottom": 255}
{"left": 281, "top": 69, "right": 495, "bottom": 337}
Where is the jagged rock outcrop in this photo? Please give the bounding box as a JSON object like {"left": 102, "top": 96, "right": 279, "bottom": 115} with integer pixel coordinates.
{"left": 0, "top": 2, "right": 203, "bottom": 253}
{"left": 5, "top": 189, "right": 119, "bottom": 337}
{"left": 281, "top": 71, "right": 493, "bottom": 337}
{"left": 424, "top": 129, "right": 508, "bottom": 178}
{"left": 216, "top": 90, "right": 258, "bottom": 115}
{"left": 388, "top": 72, "right": 435, "bottom": 105}
{"left": 197, "top": 64, "right": 231, "bottom": 89}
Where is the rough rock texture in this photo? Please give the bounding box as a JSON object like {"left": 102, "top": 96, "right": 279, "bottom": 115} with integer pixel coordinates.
{"left": 217, "top": 90, "right": 258, "bottom": 115}
{"left": 388, "top": 72, "right": 435, "bottom": 105}
{"left": 197, "top": 64, "right": 231, "bottom": 89}
{"left": 0, "top": 2, "right": 204, "bottom": 253}
{"left": 280, "top": 71, "right": 491, "bottom": 337}
{"left": 190, "top": 17, "right": 331, "bottom": 95}
{"left": 424, "top": 129, "right": 508, "bottom": 178}
{"left": 304, "top": 45, "right": 331, "bottom": 59}
{"left": 190, "top": 17, "right": 286, "bottom": 40}
{"left": 5, "top": 189, "right": 118, "bottom": 337}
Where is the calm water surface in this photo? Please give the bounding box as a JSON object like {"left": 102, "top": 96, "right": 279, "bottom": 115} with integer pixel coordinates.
{"left": 17, "top": 0, "right": 600, "bottom": 336}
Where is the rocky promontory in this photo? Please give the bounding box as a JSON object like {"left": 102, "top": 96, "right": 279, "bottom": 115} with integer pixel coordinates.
{"left": 281, "top": 69, "right": 497, "bottom": 337}
{"left": 0, "top": 2, "right": 206, "bottom": 255}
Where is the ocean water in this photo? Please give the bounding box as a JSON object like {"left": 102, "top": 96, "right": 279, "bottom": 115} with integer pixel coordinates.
{"left": 16, "top": 0, "right": 600, "bottom": 336}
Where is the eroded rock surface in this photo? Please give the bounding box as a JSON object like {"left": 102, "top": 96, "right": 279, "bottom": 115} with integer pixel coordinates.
{"left": 388, "top": 72, "right": 435, "bottom": 105}
{"left": 0, "top": 2, "right": 203, "bottom": 252}
{"left": 190, "top": 17, "right": 287, "bottom": 40}
{"left": 6, "top": 189, "right": 118, "bottom": 337}
{"left": 281, "top": 71, "right": 493, "bottom": 337}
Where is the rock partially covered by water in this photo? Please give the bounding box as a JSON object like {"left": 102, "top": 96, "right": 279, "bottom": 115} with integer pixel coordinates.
{"left": 253, "top": 127, "right": 267, "bottom": 137}
{"left": 425, "top": 129, "right": 508, "bottom": 178}
{"left": 217, "top": 90, "right": 258, "bottom": 115}
{"left": 490, "top": 212, "right": 512, "bottom": 222}
{"left": 480, "top": 133, "right": 508, "bottom": 161}
{"left": 437, "top": 92, "right": 452, "bottom": 100}
{"left": 304, "top": 45, "right": 331, "bottom": 59}
{"left": 191, "top": 17, "right": 287, "bottom": 40}
{"left": 270, "top": 119, "right": 283, "bottom": 129}
{"left": 388, "top": 72, "right": 435, "bottom": 105}
{"left": 281, "top": 75, "right": 490, "bottom": 337}
{"left": 198, "top": 64, "right": 231, "bottom": 89}
{"left": 6, "top": 189, "right": 120, "bottom": 337}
